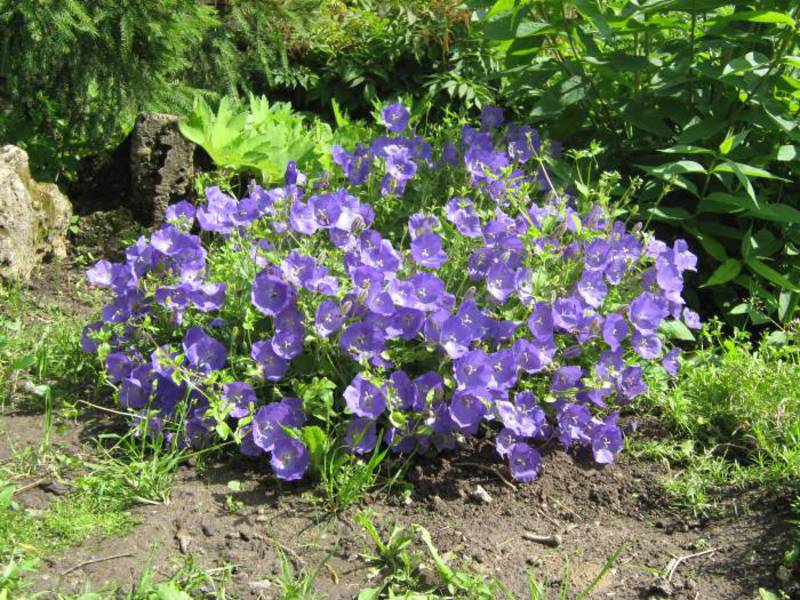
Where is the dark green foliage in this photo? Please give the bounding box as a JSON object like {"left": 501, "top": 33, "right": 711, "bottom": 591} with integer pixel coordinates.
{"left": 480, "top": 0, "right": 800, "bottom": 324}
{"left": 0, "top": 0, "right": 493, "bottom": 184}
{"left": 192, "top": 0, "right": 497, "bottom": 118}
{"left": 0, "top": 0, "right": 219, "bottom": 182}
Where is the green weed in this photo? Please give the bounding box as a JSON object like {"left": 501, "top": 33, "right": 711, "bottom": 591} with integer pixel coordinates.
{"left": 636, "top": 322, "right": 800, "bottom": 514}
{"left": 527, "top": 549, "right": 622, "bottom": 600}
{"left": 0, "top": 553, "right": 40, "bottom": 599}
{"left": 355, "top": 510, "right": 512, "bottom": 599}
{"left": 273, "top": 549, "right": 319, "bottom": 600}
{"left": 54, "top": 554, "right": 233, "bottom": 599}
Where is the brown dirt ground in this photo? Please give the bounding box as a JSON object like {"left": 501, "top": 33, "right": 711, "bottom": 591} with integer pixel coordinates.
{"left": 0, "top": 245, "right": 794, "bottom": 600}
{"left": 2, "top": 402, "right": 792, "bottom": 600}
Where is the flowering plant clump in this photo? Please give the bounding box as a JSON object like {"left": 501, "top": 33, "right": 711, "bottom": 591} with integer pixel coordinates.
{"left": 82, "top": 103, "right": 699, "bottom": 483}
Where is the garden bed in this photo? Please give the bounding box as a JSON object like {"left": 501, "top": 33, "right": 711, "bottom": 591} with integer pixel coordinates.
{"left": 0, "top": 258, "right": 791, "bottom": 598}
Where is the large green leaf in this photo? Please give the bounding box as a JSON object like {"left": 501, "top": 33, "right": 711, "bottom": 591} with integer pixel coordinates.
{"left": 746, "top": 258, "right": 800, "bottom": 292}
{"left": 713, "top": 10, "right": 796, "bottom": 27}
{"left": 747, "top": 203, "right": 800, "bottom": 225}
{"left": 702, "top": 259, "right": 742, "bottom": 287}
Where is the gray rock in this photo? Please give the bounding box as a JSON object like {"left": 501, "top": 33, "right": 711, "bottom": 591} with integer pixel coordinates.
{"left": 0, "top": 145, "right": 72, "bottom": 280}
{"left": 469, "top": 485, "right": 493, "bottom": 505}
{"left": 129, "top": 114, "right": 195, "bottom": 225}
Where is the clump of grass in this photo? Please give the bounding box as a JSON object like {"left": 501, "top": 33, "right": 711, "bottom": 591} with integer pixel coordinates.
{"left": 273, "top": 549, "right": 319, "bottom": 600}
{"left": 637, "top": 321, "right": 800, "bottom": 514}
{"left": 0, "top": 426, "right": 188, "bottom": 564}
{"left": 49, "top": 554, "right": 234, "bottom": 599}
{"left": 0, "top": 476, "right": 136, "bottom": 562}
{"left": 0, "top": 276, "right": 101, "bottom": 404}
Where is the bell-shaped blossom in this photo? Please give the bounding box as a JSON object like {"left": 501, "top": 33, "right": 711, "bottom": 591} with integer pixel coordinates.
{"left": 454, "top": 350, "right": 492, "bottom": 389}
{"left": 591, "top": 414, "right": 623, "bottom": 464}
{"left": 486, "top": 262, "right": 515, "bottom": 303}
{"left": 346, "top": 417, "right": 378, "bottom": 454}
{"left": 315, "top": 300, "right": 344, "bottom": 337}
{"left": 616, "top": 366, "right": 647, "bottom": 402}
{"left": 629, "top": 292, "right": 669, "bottom": 335}
{"left": 480, "top": 106, "right": 505, "bottom": 129}
{"left": 408, "top": 213, "right": 440, "bottom": 239}
{"left": 105, "top": 352, "right": 133, "bottom": 383}
{"left": 381, "top": 103, "right": 410, "bottom": 133}
{"left": 270, "top": 437, "right": 310, "bottom": 481}
{"left": 197, "top": 187, "right": 236, "bottom": 234}
{"left": 251, "top": 340, "right": 289, "bottom": 382}
{"left": 251, "top": 270, "right": 292, "bottom": 317}
{"left": 448, "top": 389, "right": 487, "bottom": 434}
{"left": 183, "top": 327, "right": 226, "bottom": 374}
{"left": 445, "top": 198, "right": 481, "bottom": 238}
{"left": 632, "top": 331, "right": 662, "bottom": 359}
{"left": 411, "top": 233, "right": 448, "bottom": 269}
{"left": 602, "top": 314, "right": 629, "bottom": 351}
{"left": 508, "top": 443, "right": 543, "bottom": 482}
{"left": 552, "top": 297, "right": 584, "bottom": 331}
{"left": 340, "top": 322, "right": 385, "bottom": 360}
{"left": 344, "top": 374, "right": 387, "bottom": 419}
{"left": 497, "top": 392, "right": 546, "bottom": 438}
{"left": 222, "top": 382, "right": 257, "bottom": 419}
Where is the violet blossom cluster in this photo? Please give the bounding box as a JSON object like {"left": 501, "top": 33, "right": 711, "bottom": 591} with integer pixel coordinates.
{"left": 82, "top": 103, "right": 699, "bottom": 483}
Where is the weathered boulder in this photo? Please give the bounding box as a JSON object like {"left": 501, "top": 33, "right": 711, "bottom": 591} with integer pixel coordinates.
{"left": 129, "top": 113, "right": 196, "bottom": 226}
{"left": 0, "top": 145, "right": 72, "bottom": 280}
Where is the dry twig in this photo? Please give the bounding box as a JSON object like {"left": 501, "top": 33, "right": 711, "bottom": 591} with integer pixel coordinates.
{"left": 665, "top": 547, "right": 719, "bottom": 581}
{"left": 61, "top": 552, "right": 134, "bottom": 577}
{"left": 453, "top": 461, "right": 517, "bottom": 490}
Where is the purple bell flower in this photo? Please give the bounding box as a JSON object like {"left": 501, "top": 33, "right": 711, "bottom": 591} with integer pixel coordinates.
{"left": 344, "top": 374, "right": 387, "bottom": 419}
{"left": 381, "top": 103, "right": 410, "bottom": 133}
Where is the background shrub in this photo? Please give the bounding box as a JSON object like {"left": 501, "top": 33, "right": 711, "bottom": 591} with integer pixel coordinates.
{"left": 191, "top": 0, "right": 497, "bottom": 118}
{"left": 0, "top": 0, "right": 495, "bottom": 184}
{"left": 478, "top": 0, "right": 800, "bottom": 325}
{"left": 0, "top": 0, "right": 218, "bottom": 182}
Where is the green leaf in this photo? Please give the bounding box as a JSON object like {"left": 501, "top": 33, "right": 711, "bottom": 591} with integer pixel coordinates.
{"left": 639, "top": 161, "right": 704, "bottom": 196}
{"left": 776, "top": 145, "right": 797, "bottom": 161}
{"left": 692, "top": 230, "right": 728, "bottom": 262}
{"left": 153, "top": 582, "right": 192, "bottom": 600}
{"left": 778, "top": 290, "right": 799, "bottom": 322}
{"left": 677, "top": 118, "right": 726, "bottom": 145}
{"left": 659, "top": 320, "right": 695, "bottom": 342}
{"left": 713, "top": 161, "right": 784, "bottom": 181}
{"left": 301, "top": 425, "right": 328, "bottom": 475}
{"left": 357, "top": 588, "right": 383, "bottom": 600}
{"left": 718, "top": 11, "right": 796, "bottom": 27}
{"left": 748, "top": 203, "right": 800, "bottom": 225}
{"left": 530, "top": 76, "right": 587, "bottom": 117}
{"left": 659, "top": 144, "right": 715, "bottom": 155}
{"left": 297, "top": 377, "right": 337, "bottom": 422}
{"left": 697, "top": 192, "right": 756, "bottom": 213}
{"left": 719, "top": 132, "right": 734, "bottom": 155}
{"left": 574, "top": 0, "right": 612, "bottom": 38}
{"left": 663, "top": 160, "right": 706, "bottom": 174}
{"left": 10, "top": 355, "right": 35, "bottom": 371}
{"left": 647, "top": 206, "right": 693, "bottom": 221}
{"left": 702, "top": 259, "right": 742, "bottom": 287}
{"left": 759, "top": 588, "right": 780, "bottom": 600}
{"left": 0, "top": 484, "right": 15, "bottom": 511}
{"left": 745, "top": 258, "right": 800, "bottom": 292}
{"left": 623, "top": 103, "right": 674, "bottom": 137}
{"left": 714, "top": 160, "right": 758, "bottom": 207}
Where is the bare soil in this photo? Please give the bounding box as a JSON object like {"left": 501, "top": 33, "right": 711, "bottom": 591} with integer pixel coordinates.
{"left": 1, "top": 403, "right": 791, "bottom": 600}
